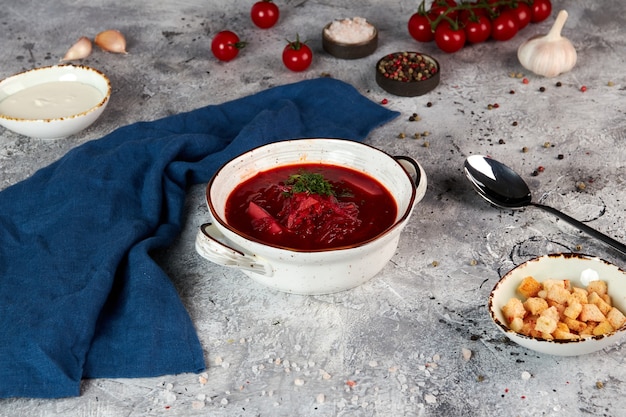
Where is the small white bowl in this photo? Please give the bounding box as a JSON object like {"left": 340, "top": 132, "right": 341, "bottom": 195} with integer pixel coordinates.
{"left": 490, "top": 253, "right": 626, "bottom": 356}
{"left": 0, "top": 64, "right": 111, "bottom": 139}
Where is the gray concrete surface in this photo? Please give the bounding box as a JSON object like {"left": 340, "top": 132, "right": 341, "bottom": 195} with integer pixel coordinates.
{"left": 1, "top": 0, "right": 625, "bottom": 415}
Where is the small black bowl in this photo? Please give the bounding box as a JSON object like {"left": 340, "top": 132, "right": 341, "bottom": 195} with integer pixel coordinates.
{"left": 375, "top": 52, "right": 440, "bottom": 97}
{"left": 322, "top": 21, "right": 378, "bottom": 60}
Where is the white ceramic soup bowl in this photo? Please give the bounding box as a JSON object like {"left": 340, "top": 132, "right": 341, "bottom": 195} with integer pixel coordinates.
{"left": 490, "top": 253, "right": 626, "bottom": 356}
{"left": 195, "top": 138, "right": 427, "bottom": 295}
{"left": 0, "top": 64, "right": 111, "bottom": 139}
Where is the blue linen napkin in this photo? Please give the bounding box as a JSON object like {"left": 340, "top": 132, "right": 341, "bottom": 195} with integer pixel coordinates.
{"left": 0, "top": 77, "right": 398, "bottom": 398}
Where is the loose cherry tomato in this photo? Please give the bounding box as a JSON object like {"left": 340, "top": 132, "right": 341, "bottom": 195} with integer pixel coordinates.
{"left": 211, "top": 30, "right": 245, "bottom": 62}
{"left": 505, "top": 2, "right": 532, "bottom": 30}
{"left": 491, "top": 11, "right": 518, "bottom": 41}
{"left": 464, "top": 15, "right": 492, "bottom": 44}
{"left": 251, "top": 0, "right": 280, "bottom": 29}
{"left": 408, "top": 13, "right": 434, "bottom": 42}
{"left": 282, "top": 35, "right": 312, "bottom": 72}
{"left": 530, "top": 0, "right": 552, "bottom": 23}
{"left": 435, "top": 21, "right": 466, "bottom": 53}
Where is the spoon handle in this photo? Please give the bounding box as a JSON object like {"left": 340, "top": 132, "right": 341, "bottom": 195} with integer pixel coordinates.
{"left": 532, "top": 203, "right": 626, "bottom": 256}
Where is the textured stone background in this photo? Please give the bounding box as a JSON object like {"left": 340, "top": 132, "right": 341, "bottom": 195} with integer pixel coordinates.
{"left": 1, "top": 0, "right": 625, "bottom": 415}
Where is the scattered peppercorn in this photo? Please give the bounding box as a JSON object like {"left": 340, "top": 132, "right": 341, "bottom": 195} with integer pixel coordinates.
{"left": 576, "top": 244, "right": 583, "bottom": 251}
{"left": 498, "top": 139, "right": 506, "bottom": 144}
{"left": 509, "top": 90, "right": 515, "bottom": 94}
{"left": 580, "top": 85, "right": 587, "bottom": 92}
{"left": 576, "top": 181, "right": 586, "bottom": 191}
{"left": 469, "top": 259, "right": 477, "bottom": 266}
{"left": 431, "top": 260, "right": 439, "bottom": 267}
{"left": 537, "top": 166, "right": 545, "bottom": 172}
{"left": 381, "top": 98, "right": 388, "bottom": 105}
{"left": 596, "top": 381, "right": 604, "bottom": 389}
{"left": 423, "top": 141, "right": 430, "bottom": 147}
{"left": 487, "top": 104, "right": 493, "bottom": 110}
{"left": 557, "top": 154, "right": 564, "bottom": 160}
{"left": 522, "top": 78, "right": 529, "bottom": 84}
{"left": 532, "top": 170, "right": 539, "bottom": 176}
{"left": 539, "top": 86, "right": 546, "bottom": 92}
{"left": 493, "top": 103, "right": 499, "bottom": 108}
{"left": 422, "top": 131, "right": 430, "bottom": 136}
{"left": 413, "top": 132, "right": 421, "bottom": 139}
{"left": 522, "top": 146, "right": 529, "bottom": 153}
{"left": 398, "top": 132, "right": 406, "bottom": 139}
{"left": 409, "top": 113, "right": 421, "bottom": 122}
{"left": 543, "top": 141, "right": 551, "bottom": 148}
{"left": 426, "top": 101, "right": 433, "bottom": 107}
{"left": 555, "top": 81, "right": 562, "bottom": 87}
{"left": 512, "top": 121, "right": 518, "bottom": 126}
{"left": 607, "top": 81, "right": 614, "bottom": 87}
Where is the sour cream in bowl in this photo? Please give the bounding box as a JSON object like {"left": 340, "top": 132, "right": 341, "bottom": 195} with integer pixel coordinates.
{"left": 0, "top": 64, "right": 111, "bottom": 139}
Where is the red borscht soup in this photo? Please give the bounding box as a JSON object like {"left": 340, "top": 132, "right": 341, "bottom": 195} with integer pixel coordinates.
{"left": 225, "top": 163, "right": 397, "bottom": 250}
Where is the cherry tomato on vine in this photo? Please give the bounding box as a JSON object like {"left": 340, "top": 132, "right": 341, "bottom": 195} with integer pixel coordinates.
{"left": 435, "top": 21, "right": 466, "bottom": 53}
{"left": 491, "top": 11, "right": 518, "bottom": 41}
{"left": 505, "top": 2, "right": 532, "bottom": 30}
{"left": 530, "top": 0, "right": 552, "bottom": 23}
{"left": 463, "top": 15, "right": 492, "bottom": 44}
{"left": 429, "top": 0, "right": 459, "bottom": 21}
{"left": 408, "top": 13, "right": 434, "bottom": 42}
{"left": 211, "top": 30, "right": 245, "bottom": 62}
{"left": 251, "top": 0, "right": 280, "bottom": 29}
{"left": 282, "top": 35, "right": 312, "bottom": 72}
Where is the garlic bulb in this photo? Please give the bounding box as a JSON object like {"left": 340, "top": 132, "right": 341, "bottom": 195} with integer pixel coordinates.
{"left": 61, "top": 36, "right": 93, "bottom": 61}
{"left": 94, "top": 29, "right": 128, "bottom": 54}
{"left": 517, "top": 10, "right": 577, "bottom": 78}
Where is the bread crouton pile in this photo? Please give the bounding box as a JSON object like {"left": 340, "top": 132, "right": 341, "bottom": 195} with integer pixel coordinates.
{"left": 502, "top": 276, "right": 626, "bottom": 340}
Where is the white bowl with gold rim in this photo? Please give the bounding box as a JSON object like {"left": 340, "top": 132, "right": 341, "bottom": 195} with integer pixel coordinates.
{"left": 490, "top": 253, "right": 626, "bottom": 356}
{"left": 0, "top": 64, "right": 111, "bottom": 139}
{"left": 195, "top": 138, "right": 427, "bottom": 295}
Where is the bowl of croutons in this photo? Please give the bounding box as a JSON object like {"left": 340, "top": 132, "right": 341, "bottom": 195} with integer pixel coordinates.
{"left": 489, "top": 253, "right": 626, "bottom": 356}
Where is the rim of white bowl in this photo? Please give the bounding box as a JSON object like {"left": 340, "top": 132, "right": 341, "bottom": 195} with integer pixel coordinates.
{"left": 206, "top": 138, "right": 422, "bottom": 253}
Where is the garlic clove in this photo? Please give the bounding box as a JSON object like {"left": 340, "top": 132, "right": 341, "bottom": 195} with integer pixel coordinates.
{"left": 61, "top": 36, "right": 93, "bottom": 61}
{"left": 94, "top": 29, "right": 128, "bottom": 54}
{"left": 517, "top": 10, "right": 577, "bottom": 78}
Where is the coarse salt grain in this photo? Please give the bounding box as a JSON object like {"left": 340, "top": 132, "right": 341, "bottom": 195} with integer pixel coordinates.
{"left": 521, "top": 371, "right": 531, "bottom": 380}
{"left": 325, "top": 17, "right": 375, "bottom": 44}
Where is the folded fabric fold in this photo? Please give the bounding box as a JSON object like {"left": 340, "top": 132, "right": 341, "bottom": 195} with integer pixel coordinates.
{"left": 0, "top": 77, "right": 398, "bottom": 398}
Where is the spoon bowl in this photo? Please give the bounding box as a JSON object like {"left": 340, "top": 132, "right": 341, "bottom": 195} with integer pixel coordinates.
{"left": 464, "top": 155, "right": 626, "bottom": 256}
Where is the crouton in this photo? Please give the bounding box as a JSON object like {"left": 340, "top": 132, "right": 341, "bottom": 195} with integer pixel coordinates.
{"left": 587, "top": 280, "right": 608, "bottom": 297}
{"left": 607, "top": 307, "right": 626, "bottom": 330}
{"left": 502, "top": 297, "right": 526, "bottom": 322}
{"left": 569, "top": 287, "right": 588, "bottom": 304}
{"left": 563, "top": 317, "right": 587, "bottom": 333}
{"left": 579, "top": 303, "right": 606, "bottom": 323}
{"left": 517, "top": 276, "right": 542, "bottom": 298}
{"left": 588, "top": 292, "right": 612, "bottom": 316}
{"left": 535, "top": 315, "right": 558, "bottom": 334}
{"left": 563, "top": 300, "right": 583, "bottom": 320}
{"left": 523, "top": 297, "right": 548, "bottom": 316}
{"left": 592, "top": 320, "right": 614, "bottom": 336}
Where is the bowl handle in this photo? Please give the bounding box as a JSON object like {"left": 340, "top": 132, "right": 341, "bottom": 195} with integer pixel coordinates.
{"left": 394, "top": 155, "right": 423, "bottom": 186}
{"left": 195, "top": 223, "right": 274, "bottom": 277}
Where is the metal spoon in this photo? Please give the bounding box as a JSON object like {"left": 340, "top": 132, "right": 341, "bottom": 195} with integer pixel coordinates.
{"left": 464, "top": 154, "right": 626, "bottom": 256}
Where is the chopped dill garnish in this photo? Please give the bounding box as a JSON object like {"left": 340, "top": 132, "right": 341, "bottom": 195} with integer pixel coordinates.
{"left": 285, "top": 171, "right": 334, "bottom": 196}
